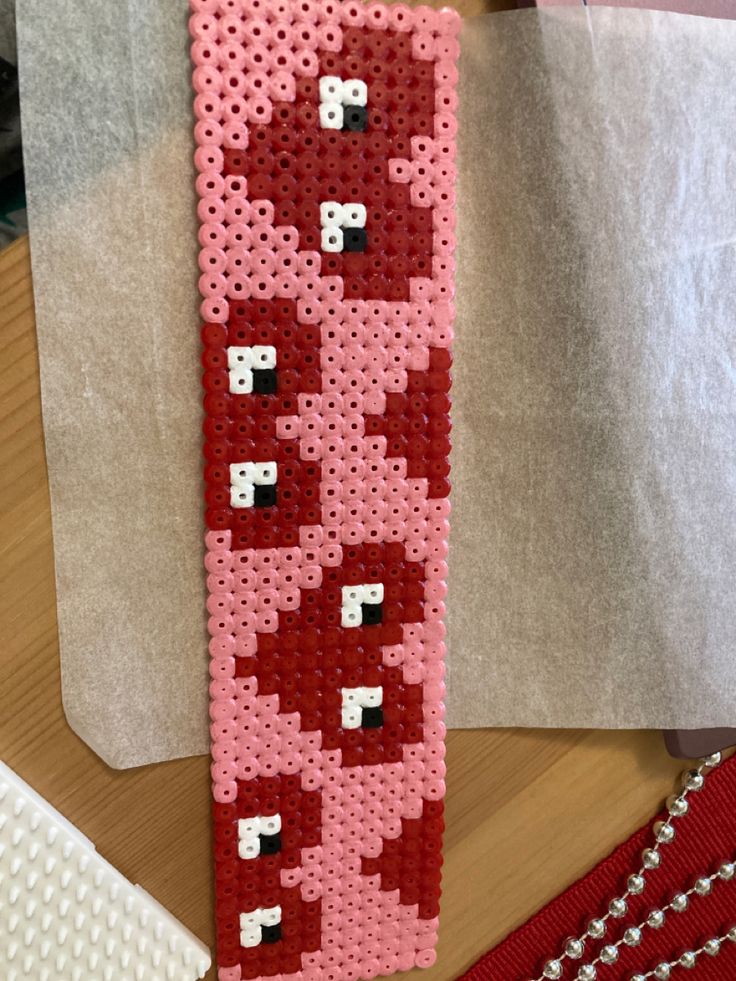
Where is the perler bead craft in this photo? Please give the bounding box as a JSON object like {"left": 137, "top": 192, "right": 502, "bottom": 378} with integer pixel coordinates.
{"left": 189, "top": 1, "right": 459, "bottom": 977}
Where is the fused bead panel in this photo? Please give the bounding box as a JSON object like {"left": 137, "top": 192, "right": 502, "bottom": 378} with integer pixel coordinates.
{"left": 190, "top": 0, "right": 459, "bottom": 978}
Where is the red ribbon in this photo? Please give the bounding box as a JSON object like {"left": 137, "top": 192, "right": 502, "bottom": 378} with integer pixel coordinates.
{"left": 462, "top": 755, "right": 736, "bottom": 981}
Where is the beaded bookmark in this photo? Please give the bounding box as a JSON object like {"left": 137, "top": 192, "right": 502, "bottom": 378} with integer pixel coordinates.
{"left": 190, "top": 1, "right": 459, "bottom": 977}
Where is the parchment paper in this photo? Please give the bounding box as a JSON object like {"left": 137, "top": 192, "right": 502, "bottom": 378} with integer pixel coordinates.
{"left": 16, "top": 2, "right": 736, "bottom": 768}
{"left": 17, "top": 0, "right": 206, "bottom": 768}
{"left": 453, "top": 7, "right": 736, "bottom": 727}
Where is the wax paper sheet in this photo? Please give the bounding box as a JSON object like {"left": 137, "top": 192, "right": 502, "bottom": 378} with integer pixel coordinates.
{"left": 451, "top": 7, "right": 736, "bottom": 729}
{"left": 16, "top": 2, "right": 736, "bottom": 767}
{"left": 16, "top": 0, "right": 206, "bottom": 768}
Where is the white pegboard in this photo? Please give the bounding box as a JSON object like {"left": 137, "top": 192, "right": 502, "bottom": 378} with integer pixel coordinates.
{"left": 0, "top": 761, "right": 211, "bottom": 980}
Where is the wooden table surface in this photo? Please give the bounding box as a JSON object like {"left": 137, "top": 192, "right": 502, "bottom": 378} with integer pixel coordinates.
{"left": 0, "top": 32, "right": 694, "bottom": 973}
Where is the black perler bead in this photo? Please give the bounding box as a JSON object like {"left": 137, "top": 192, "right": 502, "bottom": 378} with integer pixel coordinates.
{"left": 343, "top": 105, "right": 368, "bottom": 132}
{"left": 259, "top": 832, "right": 282, "bottom": 855}
{"left": 343, "top": 227, "right": 367, "bottom": 253}
{"left": 361, "top": 602, "right": 383, "bottom": 625}
{"left": 254, "top": 485, "right": 277, "bottom": 508}
{"left": 261, "top": 924, "right": 282, "bottom": 945}
{"left": 361, "top": 707, "right": 384, "bottom": 728}
{"left": 253, "top": 368, "right": 277, "bottom": 394}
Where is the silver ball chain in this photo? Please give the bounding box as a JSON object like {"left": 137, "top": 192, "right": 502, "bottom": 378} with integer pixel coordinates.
{"left": 629, "top": 925, "right": 736, "bottom": 980}
{"left": 529, "top": 753, "right": 726, "bottom": 981}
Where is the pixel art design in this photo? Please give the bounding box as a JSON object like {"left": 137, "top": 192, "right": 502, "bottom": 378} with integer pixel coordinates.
{"left": 190, "top": 0, "right": 459, "bottom": 976}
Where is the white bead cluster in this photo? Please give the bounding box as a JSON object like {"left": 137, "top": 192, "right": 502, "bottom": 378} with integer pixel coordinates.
{"left": 531, "top": 754, "right": 727, "bottom": 981}
{"left": 237, "top": 815, "right": 281, "bottom": 860}
{"left": 229, "top": 461, "right": 277, "bottom": 509}
{"left": 340, "top": 686, "right": 383, "bottom": 729}
{"left": 318, "top": 75, "right": 368, "bottom": 130}
{"left": 227, "top": 345, "right": 276, "bottom": 394}
{"left": 340, "top": 582, "right": 384, "bottom": 627}
{"left": 239, "top": 906, "right": 281, "bottom": 949}
{"left": 320, "top": 201, "right": 368, "bottom": 253}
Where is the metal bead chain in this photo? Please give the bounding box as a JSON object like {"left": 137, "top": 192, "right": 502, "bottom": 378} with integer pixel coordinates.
{"left": 567, "top": 856, "right": 734, "bottom": 979}
{"left": 529, "top": 753, "right": 722, "bottom": 981}
{"left": 629, "top": 925, "right": 736, "bottom": 980}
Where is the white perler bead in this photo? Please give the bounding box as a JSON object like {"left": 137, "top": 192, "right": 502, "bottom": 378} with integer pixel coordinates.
{"left": 319, "top": 75, "right": 344, "bottom": 102}
{"left": 260, "top": 815, "right": 281, "bottom": 835}
{"left": 230, "top": 485, "right": 254, "bottom": 508}
{"left": 341, "top": 704, "right": 363, "bottom": 729}
{"left": 342, "top": 586, "right": 363, "bottom": 605}
{"left": 342, "top": 203, "right": 367, "bottom": 228}
{"left": 228, "top": 372, "right": 253, "bottom": 394}
{"left": 320, "top": 201, "right": 345, "bottom": 227}
{"left": 362, "top": 686, "right": 383, "bottom": 707}
{"left": 227, "top": 347, "right": 254, "bottom": 369}
{"left": 0, "top": 762, "right": 211, "bottom": 981}
{"left": 240, "top": 924, "right": 262, "bottom": 949}
{"left": 342, "top": 78, "right": 367, "bottom": 107}
{"left": 319, "top": 102, "right": 344, "bottom": 129}
{"left": 363, "top": 583, "right": 384, "bottom": 603}
{"left": 321, "top": 226, "right": 344, "bottom": 253}
{"left": 250, "top": 346, "right": 276, "bottom": 369}
{"left": 260, "top": 907, "right": 281, "bottom": 928}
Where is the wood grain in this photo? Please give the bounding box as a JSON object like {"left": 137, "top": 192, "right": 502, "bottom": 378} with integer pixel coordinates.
{"left": 0, "top": 33, "right": 689, "bottom": 975}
